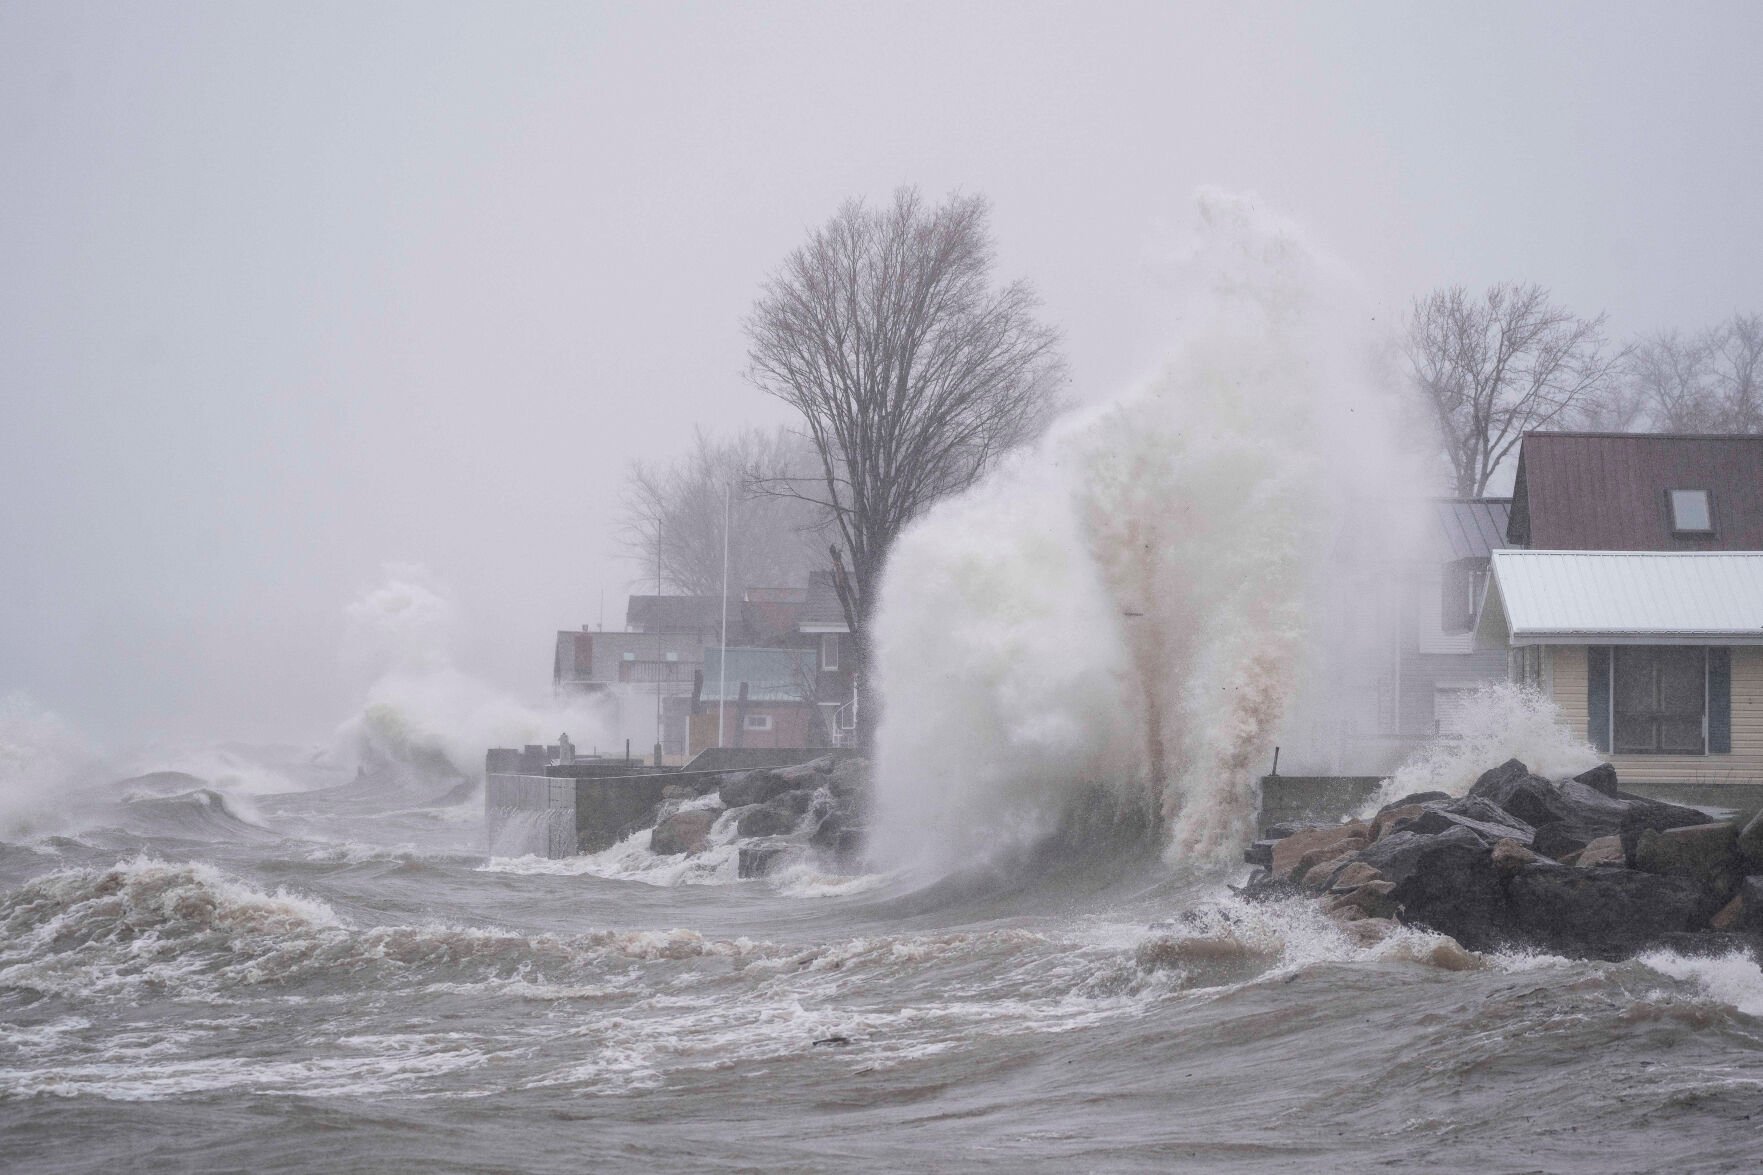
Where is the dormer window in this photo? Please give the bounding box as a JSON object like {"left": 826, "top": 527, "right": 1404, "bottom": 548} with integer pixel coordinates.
{"left": 1669, "top": 489, "right": 1713, "bottom": 534}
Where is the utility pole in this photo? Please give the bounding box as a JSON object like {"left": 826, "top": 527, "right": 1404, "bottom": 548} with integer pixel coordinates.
{"left": 654, "top": 534, "right": 663, "bottom": 767}
{"left": 718, "top": 483, "right": 730, "bottom": 749}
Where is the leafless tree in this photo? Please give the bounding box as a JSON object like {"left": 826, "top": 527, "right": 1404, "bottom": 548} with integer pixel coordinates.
{"left": 1592, "top": 313, "right": 1763, "bottom": 434}
{"left": 620, "top": 426, "right": 824, "bottom": 598}
{"left": 1407, "top": 282, "right": 1622, "bottom": 495}
{"left": 745, "top": 188, "right": 1064, "bottom": 743}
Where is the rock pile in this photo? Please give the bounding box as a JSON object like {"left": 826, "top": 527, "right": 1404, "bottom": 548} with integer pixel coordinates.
{"left": 1243, "top": 759, "right": 1763, "bottom": 960}
{"left": 646, "top": 756, "right": 870, "bottom": 876}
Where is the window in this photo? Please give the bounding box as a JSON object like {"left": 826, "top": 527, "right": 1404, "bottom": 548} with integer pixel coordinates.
{"left": 1669, "top": 489, "right": 1713, "bottom": 534}
{"left": 821, "top": 633, "right": 840, "bottom": 671}
{"left": 743, "top": 714, "right": 773, "bottom": 732}
{"left": 665, "top": 651, "right": 679, "bottom": 662}
{"left": 1612, "top": 646, "right": 1705, "bottom": 754}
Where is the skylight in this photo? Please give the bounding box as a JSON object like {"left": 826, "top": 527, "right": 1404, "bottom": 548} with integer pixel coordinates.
{"left": 1669, "top": 489, "right": 1712, "bottom": 533}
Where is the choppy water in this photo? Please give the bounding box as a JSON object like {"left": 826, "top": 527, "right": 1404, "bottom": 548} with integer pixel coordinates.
{"left": 4, "top": 759, "right": 1763, "bottom": 1174}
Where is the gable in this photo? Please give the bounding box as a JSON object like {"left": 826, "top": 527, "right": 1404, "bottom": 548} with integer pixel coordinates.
{"left": 1513, "top": 433, "right": 1763, "bottom": 550}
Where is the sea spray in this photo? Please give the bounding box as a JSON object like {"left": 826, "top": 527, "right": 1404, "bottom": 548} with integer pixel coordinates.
{"left": 871, "top": 192, "right": 1428, "bottom": 872}
{"left": 332, "top": 564, "right": 616, "bottom": 785}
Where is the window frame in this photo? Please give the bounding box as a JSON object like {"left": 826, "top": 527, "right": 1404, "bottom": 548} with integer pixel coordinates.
{"left": 1667, "top": 488, "right": 1715, "bottom": 536}
{"left": 820, "top": 633, "right": 840, "bottom": 671}
{"left": 742, "top": 713, "right": 773, "bottom": 732}
{"left": 1608, "top": 645, "right": 1708, "bottom": 756}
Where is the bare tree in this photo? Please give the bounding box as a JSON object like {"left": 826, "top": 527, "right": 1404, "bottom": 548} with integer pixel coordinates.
{"left": 1590, "top": 313, "right": 1762, "bottom": 434}
{"left": 745, "top": 188, "right": 1063, "bottom": 744}
{"left": 1407, "top": 282, "right": 1622, "bottom": 495}
{"left": 620, "top": 426, "right": 824, "bottom": 598}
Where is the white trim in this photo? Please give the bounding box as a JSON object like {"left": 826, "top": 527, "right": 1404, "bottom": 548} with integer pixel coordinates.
{"left": 798, "top": 622, "right": 850, "bottom": 634}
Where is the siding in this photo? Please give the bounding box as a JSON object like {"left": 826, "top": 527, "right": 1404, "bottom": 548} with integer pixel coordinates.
{"left": 1548, "top": 645, "right": 1763, "bottom": 786}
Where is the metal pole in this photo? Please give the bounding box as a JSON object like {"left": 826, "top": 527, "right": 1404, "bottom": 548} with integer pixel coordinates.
{"left": 719, "top": 483, "right": 729, "bottom": 749}
{"left": 655, "top": 532, "right": 663, "bottom": 765}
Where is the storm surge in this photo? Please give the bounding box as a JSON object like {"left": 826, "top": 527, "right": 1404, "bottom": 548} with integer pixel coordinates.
{"left": 871, "top": 193, "right": 1423, "bottom": 874}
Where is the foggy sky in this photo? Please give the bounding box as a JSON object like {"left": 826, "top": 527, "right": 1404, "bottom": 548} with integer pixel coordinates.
{"left": 4, "top": 1, "right": 1761, "bottom": 747}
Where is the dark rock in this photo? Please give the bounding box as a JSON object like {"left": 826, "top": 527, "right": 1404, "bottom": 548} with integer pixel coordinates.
{"left": 1395, "top": 797, "right": 1536, "bottom": 847}
{"left": 1329, "top": 862, "right": 1383, "bottom": 891}
{"left": 1466, "top": 759, "right": 1535, "bottom": 807}
{"left": 738, "top": 844, "right": 788, "bottom": 878}
{"left": 1633, "top": 822, "right": 1742, "bottom": 911}
{"left": 1327, "top": 879, "right": 1399, "bottom": 919}
{"left": 1505, "top": 863, "right": 1704, "bottom": 959}
{"left": 1738, "top": 878, "right": 1763, "bottom": 934}
{"left": 1300, "top": 851, "right": 1365, "bottom": 891}
{"left": 1244, "top": 839, "right": 1279, "bottom": 867}
{"left": 1384, "top": 791, "right": 1453, "bottom": 809}
{"left": 1374, "top": 828, "right": 1508, "bottom": 951}
{"left": 718, "top": 769, "right": 794, "bottom": 808}
{"left": 735, "top": 800, "right": 801, "bottom": 838}
{"left": 1618, "top": 798, "right": 1719, "bottom": 865}
{"left": 1737, "top": 809, "right": 1763, "bottom": 873}
{"left": 1572, "top": 763, "right": 1619, "bottom": 797}
{"left": 650, "top": 809, "right": 715, "bottom": 856}
{"left": 1356, "top": 825, "right": 1485, "bottom": 888}
{"left": 810, "top": 811, "right": 847, "bottom": 849}
{"left": 1260, "top": 821, "right": 1310, "bottom": 841}
{"left": 827, "top": 758, "right": 869, "bottom": 798}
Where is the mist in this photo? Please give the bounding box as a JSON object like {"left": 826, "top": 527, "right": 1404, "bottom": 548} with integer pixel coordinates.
{"left": 5, "top": 2, "right": 1763, "bottom": 755}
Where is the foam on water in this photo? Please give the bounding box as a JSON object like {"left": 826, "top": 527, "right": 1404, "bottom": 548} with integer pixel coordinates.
{"left": 1636, "top": 948, "right": 1763, "bottom": 1018}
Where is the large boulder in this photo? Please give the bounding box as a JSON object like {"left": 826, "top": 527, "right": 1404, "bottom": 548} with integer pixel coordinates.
{"left": 1736, "top": 809, "right": 1763, "bottom": 873}
{"left": 735, "top": 800, "right": 801, "bottom": 838}
{"left": 1368, "top": 826, "right": 1509, "bottom": 951}
{"left": 1270, "top": 823, "right": 1369, "bottom": 882}
{"left": 1466, "top": 759, "right": 1706, "bottom": 859}
{"left": 1632, "top": 822, "right": 1742, "bottom": 912}
{"left": 718, "top": 769, "right": 794, "bottom": 808}
{"left": 1387, "top": 796, "right": 1536, "bottom": 847}
{"left": 1505, "top": 863, "right": 1706, "bottom": 959}
{"left": 650, "top": 808, "right": 715, "bottom": 856}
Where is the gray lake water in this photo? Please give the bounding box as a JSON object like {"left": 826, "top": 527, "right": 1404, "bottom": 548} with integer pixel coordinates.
{"left": 4, "top": 762, "right": 1763, "bottom": 1174}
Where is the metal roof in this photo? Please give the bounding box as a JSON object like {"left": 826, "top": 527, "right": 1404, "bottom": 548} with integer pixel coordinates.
{"left": 1433, "top": 498, "right": 1512, "bottom": 561}
{"left": 1509, "top": 432, "right": 1763, "bottom": 550}
{"left": 1477, "top": 550, "right": 1763, "bottom": 647}
{"left": 700, "top": 646, "right": 817, "bottom": 703}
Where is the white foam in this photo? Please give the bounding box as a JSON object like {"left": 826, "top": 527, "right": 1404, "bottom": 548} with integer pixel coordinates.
{"left": 1636, "top": 948, "right": 1763, "bottom": 1017}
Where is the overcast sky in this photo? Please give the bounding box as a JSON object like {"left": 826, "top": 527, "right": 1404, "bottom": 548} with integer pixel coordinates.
{"left": 4, "top": 1, "right": 1760, "bottom": 746}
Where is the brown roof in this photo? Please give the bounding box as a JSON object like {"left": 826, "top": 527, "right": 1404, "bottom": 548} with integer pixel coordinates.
{"left": 1509, "top": 433, "right": 1763, "bottom": 551}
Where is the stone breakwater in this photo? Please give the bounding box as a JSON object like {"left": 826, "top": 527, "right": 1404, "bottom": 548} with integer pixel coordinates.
{"left": 1242, "top": 759, "right": 1763, "bottom": 961}
{"left": 646, "top": 757, "right": 870, "bottom": 876}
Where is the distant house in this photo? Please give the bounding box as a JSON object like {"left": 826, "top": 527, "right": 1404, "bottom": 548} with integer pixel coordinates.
{"left": 1478, "top": 433, "right": 1763, "bottom": 786}
{"left": 1402, "top": 498, "right": 1514, "bottom": 741}
{"left": 797, "top": 572, "right": 856, "bottom": 744}
{"left": 689, "top": 646, "right": 824, "bottom": 755}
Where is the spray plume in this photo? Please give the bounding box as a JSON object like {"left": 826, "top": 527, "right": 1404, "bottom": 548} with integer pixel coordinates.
{"left": 870, "top": 192, "right": 1427, "bottom": 873}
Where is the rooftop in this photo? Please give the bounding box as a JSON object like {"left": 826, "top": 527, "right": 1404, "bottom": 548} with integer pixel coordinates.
{"left": 1478, "top": 550, "right": 1763, "bottom": 647}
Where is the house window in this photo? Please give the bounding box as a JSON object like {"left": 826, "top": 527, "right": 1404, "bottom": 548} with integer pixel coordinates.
{"left": 821, "top": 633, "right": 840, "bottom": 671}
{"left": 743, "top": 714, "right": 773, "bottom": 732}
{"left": 1440, "top": 559, "right": 1489, "bottom": 634}
{"left": 1669, "top": 489, "right": 1713, "bottom": 534}
{"left": 1612, "top": 646, "right": 1705, "bottom": 754}
{"left": 665, "top": 651, "right": 679, "bottom": 662}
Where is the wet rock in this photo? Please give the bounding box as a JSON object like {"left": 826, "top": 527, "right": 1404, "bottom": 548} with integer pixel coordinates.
{"left": 1736, "top": 878, "right": 1763, "bottom": 934}
{"left": 1736, "top": 809, "right": 1763, "bottom": 873}
{"left": 1260, "top": 821, "right": 1311, "bottom": 841}
{"left": 1466, "top": 759, "right": 1538, "bottom": 809}
{"left": 1243, "top": 839, "right": 1279, "bottom": 867}
{"left": 738, "top": 844, "right": 788, "bottom": 878}
{"left": 1327, "top": 904, "right": 1367, "bottom": 922}
{"left": 1384, "top": 791, "right": 1452, "bottom": 810}
{"left": 1371, "top": 804, "right": 1427, "bottom": 841}
{"left": 1396, "top": 797, "right": 1536, "bottom": 847}
{"left": 650, "top": 808, "right": 715, "bottom": 856}
{"left": 1375, "top": 828, "right": 1508, "bottom": 951}
{"left": 1301, "top": 851, "right": 1364, "bottom": 891}
{"left": 1340, "top": 917, "right": 1398, "bottom": 946}
{"left": 718, "top": 769, "right": 794, "bottom": 808}
{"left": 1271, "top": 823, "right": 1370, "bottom": 882}
{"left": 1505, "top": 863, "right": 1704, "bottom": 960}
{"left": 827, "top": 757, "right": 869, "bottom": 798}
{"left": 1490, "top": 838, "right": 1542, "bottom": 873}
{"left": 1329, "top": 862, "right": 1384, "bottom": 891}
{"left": 1633, "top": 822, "right": 1742, "bottom": 910}
{"left": 736, "top": 800, "right": 800, "bottom": 838}
{"left": 1327, "top": 880, "right": 1398, "bottom": 919}
{"left": 1574, "top": 835, "right": 1625, "bottom": 868}
{"left": 1573, "top": 763, "right": 1619, "bottom": 797}
{"left": 1711, "top": 893, "right": 1744, "bottom": 931}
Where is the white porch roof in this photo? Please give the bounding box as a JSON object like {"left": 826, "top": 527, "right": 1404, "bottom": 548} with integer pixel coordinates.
{"left": 1477, "top": 550, "right": 1763, "bottom": 647}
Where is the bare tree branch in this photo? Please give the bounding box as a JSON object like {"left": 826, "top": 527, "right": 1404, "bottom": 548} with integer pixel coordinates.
{"left": 743, "top": 187, "right": 1064, "bottom": 744}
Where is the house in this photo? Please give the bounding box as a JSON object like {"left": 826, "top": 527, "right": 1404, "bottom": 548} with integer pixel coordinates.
{"left": 1402, "top": 498, "right": 1514, "bottom": 741}
{"left": 688, "top": 646, "right": 824, "bottom": 755}
{"left": 797, "top": 571, "right": 856, "bottom": 744}
{"left": 1477, "top": 432, "right": 1763, "bottom": 787}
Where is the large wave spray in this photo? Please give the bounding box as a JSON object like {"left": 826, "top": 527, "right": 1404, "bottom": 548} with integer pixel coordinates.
{"left": 871, "top": 193, "right": 1427, "bottom": 872}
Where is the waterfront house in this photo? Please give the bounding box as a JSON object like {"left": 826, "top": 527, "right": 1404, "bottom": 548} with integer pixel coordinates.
{"left": 1477, "top": 433, "right": 1763, "bottom": 787}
